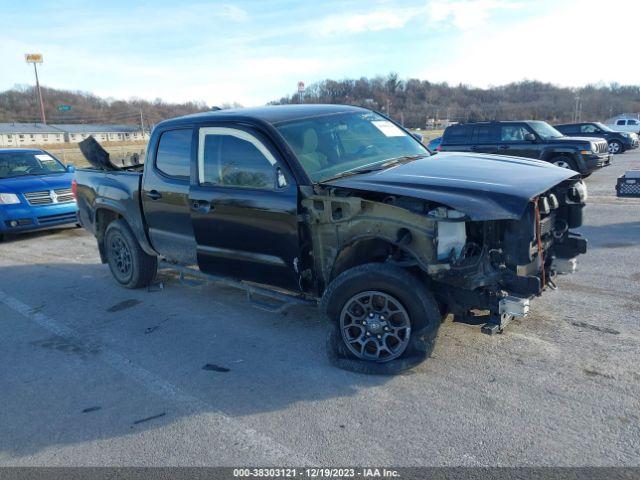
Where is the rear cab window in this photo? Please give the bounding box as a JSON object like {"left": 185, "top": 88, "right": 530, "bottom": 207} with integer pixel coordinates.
{"left": 155, "top": 129, "right": 192, "bottom": 178}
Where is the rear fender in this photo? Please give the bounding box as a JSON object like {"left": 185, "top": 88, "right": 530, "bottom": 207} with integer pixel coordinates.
{"left": 94, "top": 200, "right": 157, "bottom": 260}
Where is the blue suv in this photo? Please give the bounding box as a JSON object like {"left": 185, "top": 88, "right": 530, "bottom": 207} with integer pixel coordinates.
{"left": 0, "top": 149, "right": 78, "bottom": 241}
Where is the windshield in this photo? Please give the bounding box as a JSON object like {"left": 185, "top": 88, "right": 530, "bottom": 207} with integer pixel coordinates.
{"left": 594, "top": 122, "right": 614, "bottom": 132}
{"left": 276, "top": 111, "right": 429, "bottom": 182}
{"left": 528, "top": 121, "right": 564, "bottom": 140}
{"left": 0, "top": 152, "right": 66, "bottom": 179}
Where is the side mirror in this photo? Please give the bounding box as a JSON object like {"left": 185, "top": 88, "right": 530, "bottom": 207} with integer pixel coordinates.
{"left": 66, "top": 164, "right": 76, "bottom": 173}
{"left": 524, "top": 133, "right": 536, "bottom": 142}
{"left": 411, "top": 131, "right": 424, "bottom": 143}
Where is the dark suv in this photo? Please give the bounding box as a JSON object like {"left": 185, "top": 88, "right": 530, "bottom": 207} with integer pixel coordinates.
{"left": 554, "top": 122, "right": 639, "bottom": 155}
{"left": 439, "top": 120, "right": 611, "bottom": 175}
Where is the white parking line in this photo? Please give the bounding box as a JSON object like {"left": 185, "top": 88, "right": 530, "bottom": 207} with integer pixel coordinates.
{"left": 0, "top": 288, "right": 310, "bottom": 465}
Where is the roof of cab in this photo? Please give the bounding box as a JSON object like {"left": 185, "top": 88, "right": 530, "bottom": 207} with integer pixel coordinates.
{"left": 160, "top": 104, "right": 369, "bottom": 128}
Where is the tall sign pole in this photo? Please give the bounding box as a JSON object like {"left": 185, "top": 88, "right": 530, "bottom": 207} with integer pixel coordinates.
{"left": 297, "top": 81, "right": 305, "bottom": 103}
{"left": 25, "top": 53, "right": 46, "bottom": 124}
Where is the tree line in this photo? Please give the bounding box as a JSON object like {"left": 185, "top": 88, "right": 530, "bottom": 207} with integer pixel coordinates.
{"left": 0, "top": 85, "right": 210, "bottom": 127}
{"left": 3, "top": 76, "right": 640, "bottom": 129}
{"left": 271, "top": 74, "right": 640, "bottom": 128}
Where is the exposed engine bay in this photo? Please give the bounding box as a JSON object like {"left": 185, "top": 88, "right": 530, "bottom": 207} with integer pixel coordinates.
{"left": 300, "top": 176, "right": 587, "bottom": 333}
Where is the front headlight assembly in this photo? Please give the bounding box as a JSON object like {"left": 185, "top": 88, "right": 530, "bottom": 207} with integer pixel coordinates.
{"left": 0, "top": 193, "right": 21, "bottom": 205}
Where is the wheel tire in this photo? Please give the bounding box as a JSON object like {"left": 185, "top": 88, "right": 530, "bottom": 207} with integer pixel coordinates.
{"left": 608, "top": 140, "right": 623, "bottom": 154}
{"left": 321, "top": 263, "right": 441, "bottom": 373}
{"left": 0, "top": 233, "right": 4, "bottom": 243}
{"left": 551, "top": 156, "right": 578, "bottom": 171}
{"left": 104, "top": 219, "right": 157, "bottom": 289}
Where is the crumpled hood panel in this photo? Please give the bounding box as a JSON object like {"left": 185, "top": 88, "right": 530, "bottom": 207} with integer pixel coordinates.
{"left": 324, "top": 152, "right": 578, "bottom": 221}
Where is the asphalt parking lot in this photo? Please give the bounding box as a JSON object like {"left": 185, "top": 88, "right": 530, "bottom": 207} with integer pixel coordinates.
{"left": 1, "top": 152, "right": 639, "bottom": 467}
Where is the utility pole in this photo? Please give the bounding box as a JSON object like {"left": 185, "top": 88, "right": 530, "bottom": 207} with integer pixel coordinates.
{"left": 139, "top": 107, "right": 145, "bottom": 138}
{"left": 25, "top": 53, "right": 46, "bottom": 124}
{"left": 574, "top": 94, "right": 581, "bottom": 123}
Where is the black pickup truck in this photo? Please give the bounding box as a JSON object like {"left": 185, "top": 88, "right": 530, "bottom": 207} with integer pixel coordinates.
{"left": 75, "top": 105, "right": 587, "bottom": 369}
{"left": 439, "top": 120, "right": 611, "bottom": 175}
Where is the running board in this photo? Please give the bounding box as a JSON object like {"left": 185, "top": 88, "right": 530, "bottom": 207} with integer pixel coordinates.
{"left": 158, "top": 261, "right": 317, "bottom": 314}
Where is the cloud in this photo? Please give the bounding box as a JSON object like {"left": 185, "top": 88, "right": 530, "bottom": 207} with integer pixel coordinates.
{"left": 420, "top": 0, "right": 640, "bottom": 87}
{"left": 427, "top": 0, "right": 522, "bottom": 29}
{"left": 313, "top": 7, "right": 422, "bottom": 37}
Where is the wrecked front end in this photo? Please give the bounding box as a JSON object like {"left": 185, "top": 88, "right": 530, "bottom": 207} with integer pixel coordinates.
{"left": 301, "top": 172, "right": 587, "bottom": 334}
{"left": 427, "top": 178, "right": 587, "bottom": 333}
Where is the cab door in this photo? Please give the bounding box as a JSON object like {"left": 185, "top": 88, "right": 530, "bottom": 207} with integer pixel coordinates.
{"left": 189, "top": 125, "right": 301, "bottom": 291}
{"left": 497, "top": 123, "right": 539, "bottom": 159}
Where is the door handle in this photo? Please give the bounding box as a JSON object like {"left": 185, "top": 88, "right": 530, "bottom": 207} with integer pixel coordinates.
{"left": 191, "top": 200, "right": 212, "bottom": 213}
{"left": 470, "top": 145, "right": 480, "bottom": 151}
{"left": 146, "top": 190, "right": 162, "bottom": 200}
{"left": 499, "top": 145, "right": 509, "bottom": 150}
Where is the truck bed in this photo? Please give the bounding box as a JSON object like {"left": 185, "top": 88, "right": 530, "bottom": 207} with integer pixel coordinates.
{"left": 75, "top": 168, "right": 150, "bottom": 256}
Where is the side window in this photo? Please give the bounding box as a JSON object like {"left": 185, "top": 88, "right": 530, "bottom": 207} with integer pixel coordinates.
{"left": 155, "top": 129, "right": 192, "bottom": 178}
{"left": 198, "top": 128, "right": 280, "bottom": 189}
{"left": 444, "top": 125, "right": 471, "bottom": 145}
{"left": 616, "top": 120, "right": 626, "bottom": 126}
{"left": 580, "top": 124, "right": 598, "bottom": 133}
{"left": 628, "top": 120, "right": 639, "bottom": 126}
{"left": 500, "top": 125, "right": 529, "bottom": 142}
{"left": 471, "top": 125, "right": 495, "bottom": 143}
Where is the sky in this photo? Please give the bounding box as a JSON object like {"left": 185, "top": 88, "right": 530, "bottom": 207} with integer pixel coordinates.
{"left": 1, "top": 0, "right": 638, "bottom": 107}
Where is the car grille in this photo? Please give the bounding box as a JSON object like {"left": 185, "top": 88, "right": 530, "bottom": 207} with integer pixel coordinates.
{"left": 37, "top": 212, "right": 78, "bottom": 225}
{"left": 24, "top": 188, "right": 75, "bottom": 206}
{"left": 595, "top": 141, "right": 608, "bottom": 154}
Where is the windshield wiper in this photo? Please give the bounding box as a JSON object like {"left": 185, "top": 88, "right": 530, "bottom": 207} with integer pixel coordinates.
{"left": 320, "top": 154, "right": 429, "bottom": 183}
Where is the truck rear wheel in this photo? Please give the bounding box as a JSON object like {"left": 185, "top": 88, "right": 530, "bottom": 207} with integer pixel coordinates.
{"left": 321, "top": 263, "right": 441, "bottom": 373}
{"left": 104, "top": 219, "right": 157, "bottom": 289}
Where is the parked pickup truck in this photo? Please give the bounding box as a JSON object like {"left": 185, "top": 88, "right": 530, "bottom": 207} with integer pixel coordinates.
{"left": 75, "top": 105, "right": 587, "bottom": 368}
{"left": 439, "top": 120, "right": 611, "bottom": 176}
{"left": 607, "top": 117, "right": 640, "bottom": 135}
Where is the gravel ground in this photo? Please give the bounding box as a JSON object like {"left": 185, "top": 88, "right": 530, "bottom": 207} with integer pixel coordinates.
{"left": 0, "top": 151, "right": 639, "bottom": 467}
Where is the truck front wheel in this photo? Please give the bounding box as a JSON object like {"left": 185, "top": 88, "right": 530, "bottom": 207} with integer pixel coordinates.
{"left": 321, "top": 263, "right": 441, "bottom": 366}
{"left": 104, "top": 219, "right": 157, "bottom": 289}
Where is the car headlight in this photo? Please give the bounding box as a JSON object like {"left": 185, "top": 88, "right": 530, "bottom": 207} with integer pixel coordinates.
{"left": 622, "top": 132, "right": 630, "bottom": 138}
{"left": 590, "top": 142, "right": 598, "bottom": 153}
{"left": 0, "top": 193, "right": 21, "bottom": 205}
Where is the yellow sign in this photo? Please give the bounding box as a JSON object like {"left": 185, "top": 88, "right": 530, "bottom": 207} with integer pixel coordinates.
{"left": 25, "top": 53, "right": 43, "bottom": 63}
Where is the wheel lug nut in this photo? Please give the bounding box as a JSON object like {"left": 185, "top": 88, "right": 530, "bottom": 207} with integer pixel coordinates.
{"left": 369, "top": 313, "right": 374, "bottom": 318}
{"left": 377, "top": 335, "right": 382, "bottom": 339}
{"left": 362, "top": 321, "right": 367, "bottom": 325}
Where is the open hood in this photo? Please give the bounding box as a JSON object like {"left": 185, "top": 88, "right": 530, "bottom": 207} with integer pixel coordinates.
{"left": 323, "top": 152, "right": 579, "bottom": 221}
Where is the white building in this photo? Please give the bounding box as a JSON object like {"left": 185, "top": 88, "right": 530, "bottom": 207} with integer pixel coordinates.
{"left": 54, "top": 124, "right": 148, "bottom": 143}
{"left": 0, "top": 123, "right": 149, "bottom": 147}
{"left": 0, "top": 123, "right": 64, "bottom": 147}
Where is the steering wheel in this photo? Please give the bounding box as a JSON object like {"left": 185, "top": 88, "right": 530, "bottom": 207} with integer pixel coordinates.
{"left": 25, "top": 166, "right": 41, "bottom": 174}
